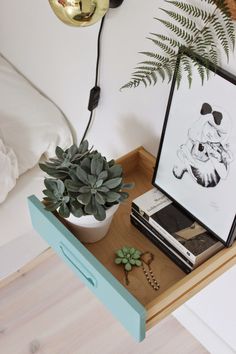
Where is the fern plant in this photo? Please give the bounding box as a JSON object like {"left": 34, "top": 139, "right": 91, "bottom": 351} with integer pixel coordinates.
{"left": 122, "top": 0, "right": 235, "bottom": 89}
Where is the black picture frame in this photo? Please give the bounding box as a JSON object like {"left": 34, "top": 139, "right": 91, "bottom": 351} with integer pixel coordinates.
{"left": 152, "top": 50, "right": 236, "bottom": 247}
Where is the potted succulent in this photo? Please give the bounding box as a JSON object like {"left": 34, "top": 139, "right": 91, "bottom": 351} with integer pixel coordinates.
{"left": 39, "top": 140, "right": 133, "bottom": 243}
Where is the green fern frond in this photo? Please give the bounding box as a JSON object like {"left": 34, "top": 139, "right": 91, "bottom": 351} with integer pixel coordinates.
{"left": 193, "top": 61, "right": 207, "bottom": 85}
{"left": 210, "top": 15, "right": 230, "bottom": 59}
{"left": 155, "top": 18, "right": 194, "bottom": 44}
{"left": 140, "top": 60, "right": 168, "bottom": 66}
{"left": 138, "top": 51, "right": 169, "bottom": 62}
{"left": 175, "top": 64, "right": 182, "bottom": 89}
{"left": 134, "top": 66, "right": 157, "bottom": 73}
{"left": 147, "top": 37, "right": 177, "bottom": 56}
{"left": 149, "top": 33, "right": 181, "bottom": 48}
{"left": 159, "top": 8, "right": 199, "bottom": 33}
{"left": 120, "top": 82, "right": 134, "bottom": 90}
{"left": 143, "top": 74, "right": 152, "bottom": 86}
{"left": 141, "top": 78, "right": 148, "bottom": 88}
{"left": 131, "top": 75, "right": 148, "bottom": 88}
{"left": 150, "top": 71, "right": 158, "bottom": 85}
{"left": 122, "top": 0, "right": 235, "bottom": 90}
{"left": 139, "top": 55, "right": 169, "bottom": 64}
{"left": 208, "top": 47, "right": 220, "bottom": 66}
{"left": 215, "top": 7, "right": 235, "bottom": 49}
{"left": 163, "top": 61, "right": 176, "bottom": 82}
{"left": 181, "top": 56, "right": 193, "bottom": 88}
{"left": 132, "top": 72, "right": 151, "bottom": 78}
{"left": 157, "top": 67, "right": 166, "bottom": 81}
{"left": 164, "top": 1, "right": 211, "bottom": 21}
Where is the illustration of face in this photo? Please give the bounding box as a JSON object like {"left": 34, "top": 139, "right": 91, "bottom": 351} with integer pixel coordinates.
{"left": 173, "top": 102, "right": 233, "bottom": 188}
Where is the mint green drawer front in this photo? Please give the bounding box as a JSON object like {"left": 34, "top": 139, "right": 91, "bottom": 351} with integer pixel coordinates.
{"left": 28, "top": 195, "right": 146, "bottom": 341}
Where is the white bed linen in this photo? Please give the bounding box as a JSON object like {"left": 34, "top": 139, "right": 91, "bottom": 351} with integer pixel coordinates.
{"left": 0, "top": 165, "right": 48, "bottom": 279}
{"left": 0, "top": 54, "right": 74, "bottom": 279}
{"left": 0, "top": 164, "right": 45, "bottom": 248}
{"left": 0, "top": 54, "right": 73, "bottom": 202}
{"left": 0, "top": 138, "right": 18, "bottom": 203}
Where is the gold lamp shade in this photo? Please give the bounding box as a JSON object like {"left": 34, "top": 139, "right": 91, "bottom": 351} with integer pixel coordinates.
{"left": 49, "top": 0, "right": 109, "bottom": 27}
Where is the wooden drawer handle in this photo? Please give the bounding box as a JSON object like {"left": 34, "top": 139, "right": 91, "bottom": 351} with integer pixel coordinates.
{"left": 59, "top": 243, "right": 97, "bottom": 288}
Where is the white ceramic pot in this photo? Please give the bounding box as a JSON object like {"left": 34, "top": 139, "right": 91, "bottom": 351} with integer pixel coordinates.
{"left": 65, "top": 204, "right": 119, "bottom": 243}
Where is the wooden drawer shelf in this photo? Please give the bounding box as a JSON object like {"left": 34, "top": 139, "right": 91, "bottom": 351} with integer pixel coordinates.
{"left": 28, "top": 147, "right": 236, "bottom": 342}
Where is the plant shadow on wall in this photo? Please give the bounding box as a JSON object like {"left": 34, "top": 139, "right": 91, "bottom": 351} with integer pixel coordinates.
{"left": 121, "top": 0, "right": 236, "bottom": 90}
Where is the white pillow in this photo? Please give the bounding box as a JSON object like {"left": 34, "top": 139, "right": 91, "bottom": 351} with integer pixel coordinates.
{"left": 0, "top": 138, "right": 18, "bottom": 203}
{"left": 0, "top": 55, "right": 73, "bottom": 176}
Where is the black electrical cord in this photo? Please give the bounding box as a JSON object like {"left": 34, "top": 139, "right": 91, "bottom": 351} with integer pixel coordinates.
{"left": 80, "top": 14, "right": 106, "bottom": 144}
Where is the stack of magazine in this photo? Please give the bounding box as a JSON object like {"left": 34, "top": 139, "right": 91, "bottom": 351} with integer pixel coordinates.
{"left": 131, "top": 188, "right": 224, "bottom": 273}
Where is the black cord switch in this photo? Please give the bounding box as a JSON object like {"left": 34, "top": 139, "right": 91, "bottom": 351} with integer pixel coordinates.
{"left": 88, "top": 86, "right": 101, "bottom": 111}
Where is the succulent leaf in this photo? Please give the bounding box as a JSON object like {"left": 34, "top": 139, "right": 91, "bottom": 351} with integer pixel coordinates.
{"left": 121, "top": 183, "right": 135, "bottom": 189}
{"left": 125, "top": 263, "right": 132, "bottom": 271}
{"left": 97, "top": 186, "right": 110, "bottom": 193}
{"left": 77, "top": 192, "right": 92, "bottom": 205}
{"left": 122, "top": 247, "right": 129, "bottom": 254}
{"left": 115, "top": 258, "right": 122, "bottom": 264}
{"left": 91, "top": 156, "right": 103, "bottom": 176}
{"left": 80, "top": 157, "right": 91, "bottom": 173}
{"left": 117, "top": 249, "right": 124, "bottom": 257}
{"left": 79, "top": 186, "right": 91, "bottom": 193}
{"left": 106, "top": 191, "right": 121, "bottom": 203}
{"left": 59, "top": 203, "right": 70, "bottom": 218}
{"left": 108, "top": 164, "right": 123, "bottom": 178}
{"left": 98, "top": 170, "right": 108, "bottom": 180}
{"left": 87, "top": 174, "right": 96, "bottom": 186}
{"left": 45, "top": 202, "right": 61, "bottom": 212}
{"left": 103, "top": 177, "right": 122, "bottom": 189}
{"left": 94, "top": 203, "right": 106, "bottom": 221}
{"left": 55, "top": 146, "right": 64, "bottom": 158}
{"left": 95, "top": 192, "right": 106, "bottom": 205}
{"left": 95, "top": 179, "right": 103, "bottom": 188}
{"left": 65, "top": 180, "right": 82, "bottom": 192}
{"left": 70, "top": 200, "right": 84, "bottom": 217}
{"left": 76, "top": 165, "right": 89, "bottom": 185}
{"left": 84, "top": 198, "right": 96, "bottom": 215}
{"left": 78, "top": 140, "right": 89, "bottom": 154}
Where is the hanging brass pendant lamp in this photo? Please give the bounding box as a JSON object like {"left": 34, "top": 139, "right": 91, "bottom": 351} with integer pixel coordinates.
{"left": 49, "top": 0, "right": 124, "bottom": 27}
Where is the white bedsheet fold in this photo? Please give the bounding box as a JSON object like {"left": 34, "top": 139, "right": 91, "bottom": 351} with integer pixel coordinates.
{"left": 0, "top": 138, "right": 19, "bottom": 203}
{"left": 0, "top": 54, "right": 73, "bottom": 204}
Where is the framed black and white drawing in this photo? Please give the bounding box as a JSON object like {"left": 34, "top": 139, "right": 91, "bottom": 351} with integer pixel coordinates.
{"left": 152, "top": 50, "right": 236, "bottom": 246}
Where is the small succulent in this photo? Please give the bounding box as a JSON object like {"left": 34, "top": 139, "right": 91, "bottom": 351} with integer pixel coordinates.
{"left": 39, "top": 140, "right": 90, "bottom": 179}
{"left": 115, "top": 247, "right": 142, "bottom": 271}
{"left": 40, "top": 141, "right": 134, "bottom": 221}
